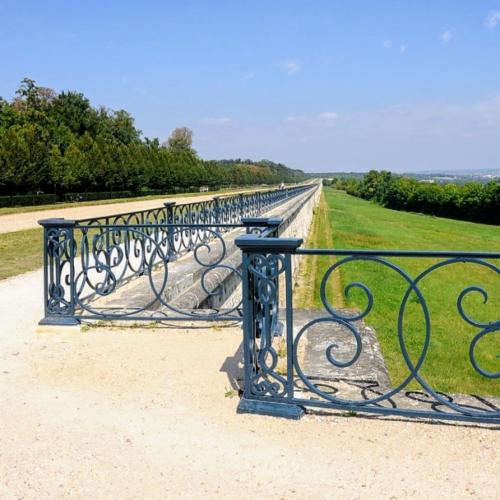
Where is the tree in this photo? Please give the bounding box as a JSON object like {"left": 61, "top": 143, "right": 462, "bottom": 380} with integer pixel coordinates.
{"left": 0, "top": 78, "right": 307, "bottom": 198}
{"left": 166, "top": 127, "right": 193, "bottom": 151}
{"left": 51, "top": 91, "right": 96, "bottom": 136}
{"left": 14, "top": 77, "right": 55, "bottom": 111}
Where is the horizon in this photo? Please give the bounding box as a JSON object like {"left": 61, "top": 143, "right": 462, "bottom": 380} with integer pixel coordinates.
{"left": 307, "top": 167, "right": 500, "bottom": 175}
{"left": 2, "top": 1, "right": 500, "bottom": 173}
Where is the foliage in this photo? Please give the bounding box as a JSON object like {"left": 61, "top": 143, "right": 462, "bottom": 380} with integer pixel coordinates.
{"left": 0, "top": 193, "right": 57, "bottom": 208}
{"left": 0, "top": 79, "right": 306, "bottom": 198}
{"left": 166, "top": 126, "right": 193, "bottom": 151}
{"left": 325, "top": 170, "right": 500, "bottom": 225}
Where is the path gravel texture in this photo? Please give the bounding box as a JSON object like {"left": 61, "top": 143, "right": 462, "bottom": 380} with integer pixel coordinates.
{"left": 0, "top": 270, "right": 499, "bottom": 499}
{"left": 0, "top": 188, "right": 257, "bottom": 234}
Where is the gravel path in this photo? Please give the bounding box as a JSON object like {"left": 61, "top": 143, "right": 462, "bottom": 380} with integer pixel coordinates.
{"left": 0, "top": 189, "right": 254, "bottom": 234}
{"left": 0, "top": 270, "right": 498, "bottom": 498}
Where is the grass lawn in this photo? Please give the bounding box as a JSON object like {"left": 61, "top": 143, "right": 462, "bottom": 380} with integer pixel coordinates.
{"left": 297, "top": 187, "right": 500, "bottom": 396}
{"left": 0, "top": 228, "right": 42, "bottom": 280}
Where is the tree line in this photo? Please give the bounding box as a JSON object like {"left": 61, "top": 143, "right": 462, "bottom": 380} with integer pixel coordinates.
{"left": 0, "top": 78, "right": 305, "bottom": 198}
{"left": 325, "top": 170, "right": 500, "bottom": 225}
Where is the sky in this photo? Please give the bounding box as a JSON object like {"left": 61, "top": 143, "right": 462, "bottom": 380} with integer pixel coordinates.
{"left": 1, "top": 1, "right": 500, "bottom": 173}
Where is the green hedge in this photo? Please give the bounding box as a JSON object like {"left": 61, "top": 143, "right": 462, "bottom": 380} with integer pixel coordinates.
{"left": 0, "top": 193, "right": 58, "bottom": 208}
{"left": 327, "top": 171, "right": 500, "bottom": 225}
{"left": 63, "top": 191, "right": 134, "bottom": 202}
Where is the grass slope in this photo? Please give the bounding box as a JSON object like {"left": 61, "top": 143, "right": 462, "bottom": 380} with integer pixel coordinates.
{"left": 297, "top": 188, "right": 499, "bottom": 396}
{"left": 0, "top": 228, "right": 42, "bottom": 280}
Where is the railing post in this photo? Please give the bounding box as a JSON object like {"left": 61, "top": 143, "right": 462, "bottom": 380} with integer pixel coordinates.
{"left": 266, "top": 217, "right": 282, "bottom": 238}
{"left": 239, "top": 193, "right": 245, "bottom": 220}
{"left": 213, "top": 196, "right": 221, "bottom": 225}
{"left": 242, "top": 217, "right": 268, "bottom": 235}
{"left": 257, "top": 191, "right": 262, "bottom": 215}
{"left": 235, "top": 234, "right": 305, "bottom": 419}
{"left": 38, "top": 218, "right": 79, "bottom": 326}
{"left": 163, "top": 201, "right": 177, "bottom": 261}
{"left": 241, "top": 217, "right": 282, "bottom": 236}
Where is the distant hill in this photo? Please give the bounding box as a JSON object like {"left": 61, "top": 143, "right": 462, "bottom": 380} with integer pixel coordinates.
{"left": 306, "top": 169, "right": 500, "bottom": 184}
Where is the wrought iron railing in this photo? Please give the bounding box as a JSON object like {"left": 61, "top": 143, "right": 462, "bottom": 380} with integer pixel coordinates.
{"left": 39, "top": 184, "right": 315, "bottom": 325}
{"left": 38, "top": 179, "right": 498, "bottom": 424}
{"left": 235, "top": 236, "right": 500, "bottom": 424}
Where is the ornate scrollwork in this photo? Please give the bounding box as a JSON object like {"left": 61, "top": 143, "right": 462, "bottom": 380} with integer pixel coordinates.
{"left": 45, "top": 227, "right": 75, "bottom": 315}
{"left": 71, "top": 226, "right": 245, "bottom": 320}
{"left": 457, "top": 285, "right": 500, "bottom": 379}
{"left": 40, "top": 183, "right": 313, "bottom": 323}
{"left": 247, "top": 253, "right": 288, "bottom": 398}
{"left": 289, "top": 254, "right": 499, "bottom": 420}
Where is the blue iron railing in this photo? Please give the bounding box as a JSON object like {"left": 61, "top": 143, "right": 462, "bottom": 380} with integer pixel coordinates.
{"left": 235, "top": 235, "right": 500, "bottom": 424}
{"left": 39, "top": 180, "right": 498, "bottom": 425}
{"left": 39, "top": 184, "right": 315, "bottom": 325}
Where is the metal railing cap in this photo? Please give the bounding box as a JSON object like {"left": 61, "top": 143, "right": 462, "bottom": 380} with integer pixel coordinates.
{"left": 267, "top": 217, "right": 283, "bottom": 227}
{"left": 235, "top": 234, "right": 303, "bottom": 253}
{"left": 241, "top": 217, "right": 271, "bottom": 226}
{"left": 38, "top": 218, "right": 76, "bottom": 227}
{"left": 241, "top": 217, "right": 283, "bottom": 227}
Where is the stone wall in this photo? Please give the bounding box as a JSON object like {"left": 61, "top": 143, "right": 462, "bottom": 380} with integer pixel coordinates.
{"left": 279, "top": 180, "right": 321, "bottom": 283}
{"left": 221, "top": 182, "right": 321, "bottom": 309}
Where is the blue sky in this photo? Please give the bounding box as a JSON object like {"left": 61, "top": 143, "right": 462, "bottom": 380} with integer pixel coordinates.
{"left": 1, "top": 1, "right": 500, "bottom": 172}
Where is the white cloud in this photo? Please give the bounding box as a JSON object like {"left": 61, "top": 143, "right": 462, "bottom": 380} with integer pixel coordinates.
{"left": 348, "top": 97, "right": 500, "bottom": 139}
{"left": 399, "top": 45, "right": 406, "bottom": 54}
{"left": 383, "top": 39, "right": 393, "bottom": 49}
{"left": 284, "top": 112, "right": 338, "bottom": 126}
{"left": 317, "top": 111, "right": 338, "bottom": 121}
{"left": 284, "top": 115, "right": 307, "bottom": 123}
{"left": 441, "top": 30, "right": 453, "bottom": 43}
{"left": 278, "top": 59, "right": 301, "bottom": 75}
{"left": 485, "top": 10, "right": 500, "bottom": 29}
{"left": 200, "top": 117, "right": 232, "bottom": 125}
{"left": 241, "top": 72, "right": 255, "bottom": 83}
{"left": 196, "top": 97, "right": 500, "bottom": 172}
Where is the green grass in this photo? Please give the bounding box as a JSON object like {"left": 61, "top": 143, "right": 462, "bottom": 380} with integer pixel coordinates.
{"left": 296, "top": 192, "right": 342, "bottom": 308}
{"left": 297, "top": 187, "right": 500, "bottom": 396}
{"left": 0, "top": 228, "right": 43, "bottom": 280}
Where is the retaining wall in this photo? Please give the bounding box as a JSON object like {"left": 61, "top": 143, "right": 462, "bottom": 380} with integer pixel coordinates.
{"left": 221, "top": 182, "right": 321, "bottom": 309}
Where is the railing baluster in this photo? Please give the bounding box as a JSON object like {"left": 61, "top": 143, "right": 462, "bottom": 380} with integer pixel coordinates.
{"left": 38, "top": 218, "right": 79, "bottom": 326}
{"left": 164, "top": 201, "right": 176, "bottom": 261}
{"left": 284, "top": 253, "right": 294, "bottom": 401}
{"left": 235, "top": 234, "right": 305, "bottom": 419}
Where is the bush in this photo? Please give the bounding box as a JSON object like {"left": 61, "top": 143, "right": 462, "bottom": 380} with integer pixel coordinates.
{"left": 330, "top": 171, "right": 500, "bottom": 225}
{"left": 63, "top": 191, "right": 134, "bottom": 202}
{"left": 0, "top": 193, "right": 58, "bottom": 208}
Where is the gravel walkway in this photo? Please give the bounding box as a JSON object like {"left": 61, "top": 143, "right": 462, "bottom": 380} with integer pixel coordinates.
{"left": 0, "top": 270, "right": 498, "bottom": 498}
{"left": 0, "top": 189, "right": 256, "bottom": 234}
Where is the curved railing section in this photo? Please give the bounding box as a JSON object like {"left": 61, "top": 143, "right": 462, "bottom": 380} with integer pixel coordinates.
{"left": 39, "top": 183, "right": 316, "bottom": 325}
{"left": 235, "top": 237, "right": 500, "bottom": 425}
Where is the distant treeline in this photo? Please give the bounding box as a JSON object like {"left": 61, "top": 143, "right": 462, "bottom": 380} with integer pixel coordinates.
{"left": 325, "top": 170, "right": 500, "bottom": 225}
{"left": 0, "top": 78, "right": 305, "bottom": 197}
